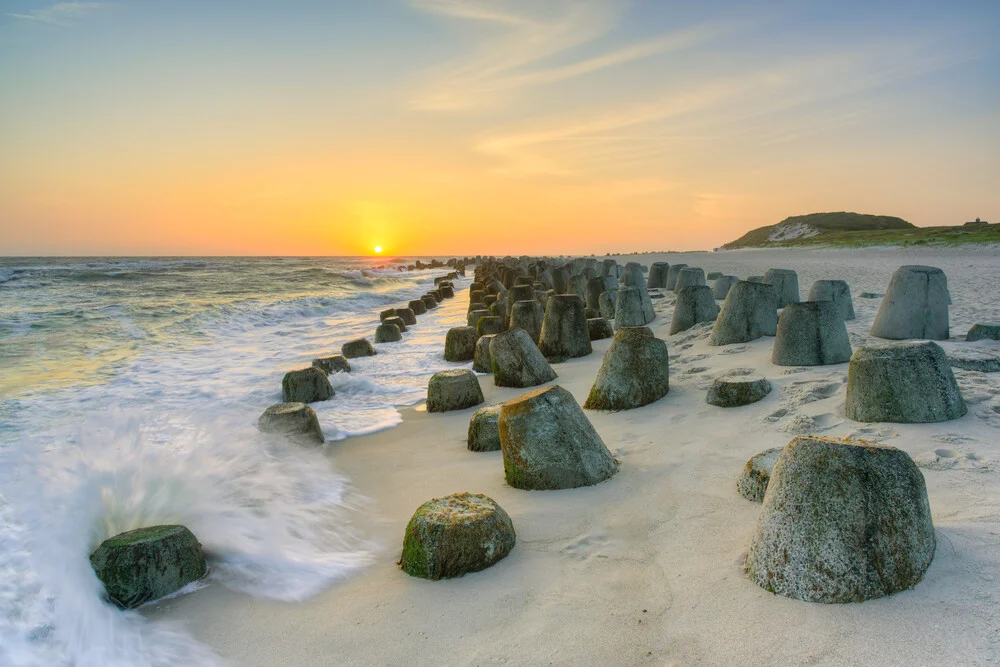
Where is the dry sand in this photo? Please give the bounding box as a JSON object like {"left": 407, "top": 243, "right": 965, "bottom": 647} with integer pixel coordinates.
{"left": 147, "top": 246, "right": 1000, "bottom": 666}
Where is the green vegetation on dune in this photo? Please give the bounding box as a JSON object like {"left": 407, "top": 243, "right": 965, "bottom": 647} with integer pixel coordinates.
{"left": 723, "top": 211, "right": 997, "bottom": 249}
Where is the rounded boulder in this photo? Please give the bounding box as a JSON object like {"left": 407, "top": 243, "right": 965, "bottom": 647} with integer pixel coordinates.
{"left": 427, "top": 369, "right": 484, "bottom": 413}
{"left": 444, "top": 326, "right": 478, "bottom": 362}
{"left": 282, "top": 367, "right": 334, "bottom": 403}
{"left": 257, "top": 402, "right": 325, "bottom": 444}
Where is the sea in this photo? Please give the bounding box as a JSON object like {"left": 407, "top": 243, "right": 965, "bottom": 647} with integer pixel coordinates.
{"left": 0, "top": 256, "right": 471, "bottom": 666}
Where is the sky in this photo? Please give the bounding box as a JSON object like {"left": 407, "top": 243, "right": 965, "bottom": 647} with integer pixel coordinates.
{"left": 1, "top": 0, "right": 998, "bottom": 256}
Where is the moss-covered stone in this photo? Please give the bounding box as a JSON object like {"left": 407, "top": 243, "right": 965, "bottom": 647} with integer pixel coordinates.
{"left": 967, "top": 323, "right": 1000, "bottom": 341}
{"left": 394, "top": 307, "right": 417, "bottom": 326}
{"left": 538, "top": 294, "right": 592, "bottom": 362}
{"left": 257, "top": 402, "right": 324, "bottom": 444}
{"left": 587, "top": 317, "right": 614, "bottom": 341}
{"left": 467, "top": 404, "right": 502, "bottom": 452}
{"left": 427, "top": 369, "right": 484, "bottom": 412}
{"left": 312, "top": 354, "right": 350, "bottom": 374}
{"left": 444, "top": 326, "right": 477, "bottom": 362}
{"left": 281, "top": 367, "right": 334, "bottom": 403}
{"left": 706, "top": 375, "right": 771, "bottom": 407}
{"left": 737, "top": 447, "right": 780, "bottom": 501}
{"left": 342, "top": 338, "right": 376, "bottom": 358}
{"left": 383, "top": 316, "right": 407, "bottom": 333}
{"left": 473, "top": 334, "right": 495, "bottom": 374}
{"left": 467, "top": 308, "right": 489, "bottom": 329}
{"left": 90, "top": 525, "right": 207, "bottom": 609}
{"left": 421, "top": 294, "right": 438, "bottom": 310}
{"left": 409, "top": 299, "right": 428, "bottom": 316}
{"left": 510, "top": 299, "right": 544, "bottom": 344}
{"left": 745, "top": 435, "right": 935, "bottom": 603}
{"left": 476, "top": 316, "right": 505, "bottom": 338}
{"left": 374, "top": 323, "right": 402, "bottom": 343}
{"left": 584, "top": 327, "right": 669, "bottom": 411}
{"left": 399, "top": 493, "right": 515, "bottom": 580}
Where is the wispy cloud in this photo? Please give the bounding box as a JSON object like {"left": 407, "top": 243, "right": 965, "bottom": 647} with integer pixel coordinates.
{"left": 473, "top": 36, "right": 984, "bottom": 178}
{"left": 6, "top": 1, "right": 105, "bottom": 26}
{"left": 409, "top": 0, "right": 625, "bottom": 110}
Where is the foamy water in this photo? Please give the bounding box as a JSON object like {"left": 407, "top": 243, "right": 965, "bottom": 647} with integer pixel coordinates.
{"left": 0, "top": 257, "right": 470, "bottom": 665}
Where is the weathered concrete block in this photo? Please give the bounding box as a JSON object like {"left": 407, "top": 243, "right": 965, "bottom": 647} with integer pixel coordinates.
{"left": 587, "top": 317, "right": 614, "bottom": 341}
{"left": 473, "top": 334, "right": 495, "bottom": 374}
{"left": 467, "top": 308, "right": 489, "bottom": 329}
{"left": 807, "top": 280, "right": 855, "bottom": 320}
{"left": 771, "top": 301, "right": 852, "bottom": 366}
{"left": 584, "top": 327, "right": 669, "bottom": 410}
{"left": 871, "top": 265, "right": 949, "bottom": 340}
{"left": 282, "top": 367, "right": 334, "bottom": 403}
{"left": 510, "top": 299, "right": 544, "bottom": 344}
{"left": 409, "top": 299, "right": 427, "bottom": 315}
{"left": 665, "top": 264, "right": 688, "bottom": 290}
{"left": 599, "top": 288, "right": 618, "bottom": 320}
{"left": 491, "top": 328, "right": 557, "bottom": 388}
{"left": 342, "top": 338, "right": 376, "bottom": 358}
{"left": 764, "top": 268, "right": 800, "bottom": 308}
{"left": 669, "top": 285, "right": 719, "bottom": 335}
{"left": 647, "top": 262, "right": 670, "bottom": 289}
{"left": 383, "top": 316, "right": 407, "bottom": 333}
{"left": 745, "top": 435, "right": 935, "bottom": 603}
{"left": 737, "top": 447, "right": 780, "bottom": 501}
{"left": 399, "top": 493, "right": 515, "bottom": 580}
{"left": 427, "top": 369, "right": 484, "bottom": 412}
{"left": 712, "top": 275, "right": 739, "bottom": 300}
{"left": 709, "top": 281, "right": 778, "bottom": 346}
{"left": 706, "top": 375, "right": 771, "bottom": 407}
{"left": 845, "top": 341, "right": 966, "bottom": 423}
{"left": 467, "top": 404, "right": 502, "bottom": 452}
{"left": 374, "top": 322, "right": 402, "bottom": 343}
{"left": 499, "top": 385, "right": 618, "bottom": 490}
{"left": 258, "top": 402, "right": 325, "bottom": 444}
{"left": 476, "top": 316, "right": 505, "bottom": 338}
{"left": 706, "top": 271, "right": 723, "bottom": 281}
{"left": 673, "top": 267, "right": 706, "bottom": 293}
{"left": 90, "top": 525, "right": 207, "bottom": 609}
{"left": 312, "top": 354, "right": 350, "bottom": 374}
{"left": 538, "top": 294, "right": 592, "bottom": 361}
{"left": 967, "top": 323, "right": 1000, "bottom": 341}
{"left": 444, "top": 326, "right": 477, "bottom": 362}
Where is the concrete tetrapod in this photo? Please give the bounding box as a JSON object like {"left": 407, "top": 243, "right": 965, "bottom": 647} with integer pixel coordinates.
{"left": 673, "top": 267, "right": 706, "bottom": 293}
{"left": 584, "top": 327, "right": 669, "bottom": 410}
{"left": 706, "top": 375, "right": 771, "bottom": 407}
{"left": 737, "top": 447, "right": 781, "bottom": 501}
{"left": 499, "top": 385, "right": 618, "bottom": 490}
{"left": 427, "top": 369, "right": 484, "bottom": 412}
{"left": 967, "top": 323, "right": 1000, "bottom": 341}
{"left": 282, "top": 367, "right": 334, "bottom": 403}
{"left": 599, "top": 289, "right": 618, "bottom": 320}
{"left": 342, "top": 338, "right": 376, "bottom": 358}
{"left": 473, "top": 334, "right": 495, "bottom": 374}
{"left": 665, "top": 264, "right": 688, "bottom": 291}
{"left": 444, "top": 326, "right": 478, "bottom": 362}
{"left": 374, "top": 323, "right": 402, "bottom": 344}
{"left": 587, "top": 318, "right": 614, "bottom": 341}
{"left": 871, "top": 265, "right": 950, "bottom": 340}
{"left": 807, "top": 280, "right": 855, "bottom": 320}
{"left": 669, "top": 285, "right": 719, "bottom": 335}
{"left": 510, "top": 299, "right": 544, "bottom": 344}
{"left": 399, "top": 493, "right": 515, "bottom": 580}
{"left": 647, "top": 262, "right": 669, "bottom": 289}
{"left": 709, "top": 281, "right": 778, "bottom": 346}
{"left": 90, "top": 525, "right": 207, "bottom": 609}
{"left": 845, "top": 341, "right": 966, "bottom": 423}
{"left": 257, "top": 402, "right": 325, "bottom": 444}
{"left": 614, "top": 286, "right": 647, "bottom": 330}
{"left": 467, "top": 404, "right": 502, "bottom": 452}
{"left": 409, "top": 299, "right": 427, "bottom": 316}
{"left": 538, "top": 294, "right": 592, "bottom": 362}
{"left": 745, "top": 435, "right": 935, "bottom": 603}
{"left": 490, "top": 328, "right": 557, "bottom": 388}
{"left": 771, "top": 301, "right": 852, "bottom": 366}
{"left": 712, "top": 275, "right": 739, "bottom": 300}
{"left": 312, "top": 354, "right": 350, "bottom": 375}
{"left": 763, "top": 268, "right": 800, "bottom": 308}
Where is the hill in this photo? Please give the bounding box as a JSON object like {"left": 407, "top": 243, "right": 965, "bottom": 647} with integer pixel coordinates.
{"left": 722, "top": 212, "right": 914, "bottom": 248}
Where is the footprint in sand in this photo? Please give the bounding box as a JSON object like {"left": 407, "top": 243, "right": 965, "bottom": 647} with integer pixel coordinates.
{"left": 780, "top": 379, "right": 843, "bottom": 406}
{"left": 976, "top": 403, "right": 1000, "bottom": 428}
{"left": 774, "top": 411, "right": 843, "bottom": 434}
{"left": 719, "top": 345, "right": 750, "bottom": 355}
{"left": 683, "top": 366, "right": 710, "bottom": 375}
{"left": 562, "top": 534, "right": 611, "bottom": 561}
{"left": 845, "top": 425, "right": 898, "bottom": 442}
{"left": 913, "top": 448, "right": 989, "bottom": 471}
{"left": 934, "top": 433, "right": 980, "bottom": 444}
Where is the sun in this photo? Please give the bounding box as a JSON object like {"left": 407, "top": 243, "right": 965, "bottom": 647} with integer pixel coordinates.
{"left": 373, "top": 245, "right": 383, "bottom": 254}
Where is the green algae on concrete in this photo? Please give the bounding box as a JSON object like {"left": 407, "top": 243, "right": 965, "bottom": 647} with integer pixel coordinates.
{"left": 399, "top": 493, "right": 515, "bottom": 580}
{"left": 90, "top": 525, "right": 207, "bottom": 609}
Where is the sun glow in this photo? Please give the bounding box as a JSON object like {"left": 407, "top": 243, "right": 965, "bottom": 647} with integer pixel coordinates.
{"left": 373, "top": 245, "right": 383, "bottom": 254}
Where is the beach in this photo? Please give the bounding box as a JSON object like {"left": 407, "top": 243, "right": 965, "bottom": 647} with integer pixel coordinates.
{"left": 131, "top": 246, "right": 1000, "bottom": 666}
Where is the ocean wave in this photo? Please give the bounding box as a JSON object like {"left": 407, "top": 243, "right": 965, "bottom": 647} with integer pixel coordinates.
{"left": 0, "top": 411, "right": 372, "bottom": 666}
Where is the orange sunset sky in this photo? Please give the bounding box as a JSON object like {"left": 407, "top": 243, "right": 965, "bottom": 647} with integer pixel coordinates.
{"left": 1, "top": 1, "right": 998, "bottom": 256}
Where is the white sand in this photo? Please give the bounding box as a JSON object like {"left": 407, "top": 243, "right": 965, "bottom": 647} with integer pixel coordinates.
{"left": 147, "top": 247, "right": 1000, "bottom": 666}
